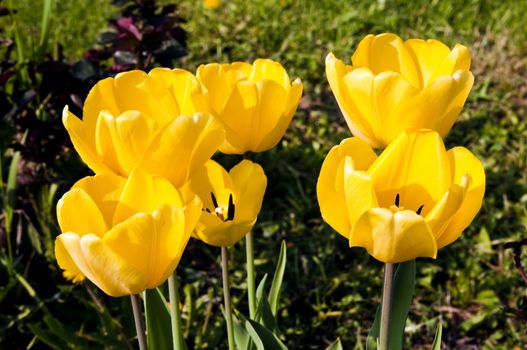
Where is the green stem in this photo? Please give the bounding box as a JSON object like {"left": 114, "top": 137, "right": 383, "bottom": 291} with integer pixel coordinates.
{"left": 168, "top": 274, "right": 187, "bottom": 350}
{"left": 130, "top": 294, "right": 147, "bottom": 350}
{"left": 221, "top": 246, "right": 235, "bottom": 350}
{"left": 245, "top": 231, "right": 256, "bottom": 319}
{"left": 379, "top": 263, "right": 395, "bottom": 350}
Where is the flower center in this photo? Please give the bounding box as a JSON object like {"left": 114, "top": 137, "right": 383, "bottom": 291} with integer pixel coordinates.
{"left": 203, "top": 192, "right": 235, "bottom": 222}
{"left": 393, "top": 193, "right": 424, "bottom": 215}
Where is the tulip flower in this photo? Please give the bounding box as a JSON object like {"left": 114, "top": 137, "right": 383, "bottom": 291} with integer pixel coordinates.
{"left": 196, "top": 59, "right": 303, "bottom": 154}
{"left": 203, "top": 0, "right": 220, "bottom": 8}
{"left": 317, "top": 129, "right": 485, "bottom": 263}
{"left": 55, "top": 169, "right": 202, "bottom": 296}
{"left": 63, "top": 68, "right": 225, "bottom": 187}
{"left": 326, "top": 33, "right": 474, "bottom": 148}
{"left": 182, "top": 159, "right": 267, "bottom": 246}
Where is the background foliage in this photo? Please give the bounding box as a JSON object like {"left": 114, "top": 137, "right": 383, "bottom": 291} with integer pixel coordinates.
{"left": 0, "top": 0, "right": 526, "bottom": 348}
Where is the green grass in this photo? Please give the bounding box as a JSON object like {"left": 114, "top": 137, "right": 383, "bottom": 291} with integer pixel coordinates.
{"left": 1, "top": 0, "right": 526, "bottom": 348}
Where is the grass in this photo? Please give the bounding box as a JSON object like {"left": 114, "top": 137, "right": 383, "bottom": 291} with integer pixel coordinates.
{"left": 1, "top": 0, "right": 526, "bottom": 348}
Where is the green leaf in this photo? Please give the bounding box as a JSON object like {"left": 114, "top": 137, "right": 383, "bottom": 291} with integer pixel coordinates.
{"left": 238, "top": 313, "right": 288, "bottom": 350}
{"left": 255, "top": 274, "right": 278, "bottom": 333}
{"left": 144, "top": 288, "right": 173, "bottom": 350}
{"left": 366, "top": 260, "right": 416, "bottom": 350}
{"left": 27, "top": 323, "right": 69, "bottom": 350}
{"left": 432, "top": 321, "right": 442, "bottom": 350}
{"left": 233, "top": 314, "right": 251, "bottom": 350}
{"left": 268, "top": 240, "right": 287, "bottom": 315}
{"left": 325, "top": 337, "right": 344, "bottom": 350}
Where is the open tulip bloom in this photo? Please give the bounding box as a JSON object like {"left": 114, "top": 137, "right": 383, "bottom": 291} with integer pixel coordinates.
{"left": 197, "top": 59, "right": 303, "bottom": 154}
{"left": 317, "top": 129, "right": 485, "bottom": 263}
{"left": 63, "top": 68, "right": 225, "bottom": 187}
{"left": 326, "top": 33, "right": 474, "bottom": 148}
{"left": 183, "top": 159, "right": 267, "bottom": 247}
{"left": 55, "top": 168, "right": 202, "bottom": 297}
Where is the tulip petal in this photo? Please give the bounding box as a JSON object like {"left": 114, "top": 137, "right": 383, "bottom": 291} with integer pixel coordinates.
{"left": 436, "top": 147, "right": 485, "bottom": 248}
{"left": 112, "top": 168, "right": 183, "bottom": 226}
{"left": 55, "top": 233, "right": 85, "bottom": 283}
{"left": 256, "top": 78, "right": 302, "bottom": 151}
{"left": 71, "top": 174, "right": 126, "bottom": 228}
{"left": 325, "top": 54, "right": 377, "bottom": 146}
{"left": 95, "top": 110, "right": 133, "bottom": 176}
{"left": 139, "top": 113, "right": 224, "bottom": 187}
{"left": 80, "top": 233, "right": 148, "bottom": 297}
{"left": 343, "top": 159, "right": 378, "bottom": 226}
{"left": 317, "top": 137, "right": 378, "bottom": 238}
{"left": 425, "top": 176, "right": 468, "bottom": 239}
{"left": 229, "top": 160, "right": 267, "bottom": 222}
{"left": 350, "top": 208, "right": 437, "bottom": 263}
{"left": 195, "top": 216, "right": 255, "bottom": 247}
{"left": 368, "top": 130, "right": 451, "bottom": 213}
{"left": 249, "top": 59, "right": 291, "bottom": 89}
{"left": 115, "top": 110, "right": 154, "bottom": 165}
{"left": 219, "top": 81, "right": 259, "bottom": 153}
{"left": 56, "top": 188, "right": 108, "bottom": 237}
{"left": 352, "top": 33, "right": 420, "bottom": 89}
{"left": 196, "top": 63, "right": 232, "bottom": 113}
{"left": 187, "top": 160, "right": 235, "bottom": 213}
{"left": 404, "top": 39, "right": 453, "bottom": 87}
{"left": 62, "top": 107, "right": 113, "bottom": 175}
{"left": 249, "top": 80, "right": 289, "bottom": 150}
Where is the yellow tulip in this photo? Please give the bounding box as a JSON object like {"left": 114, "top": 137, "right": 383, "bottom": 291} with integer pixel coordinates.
{"left": 203, "top": 0, "right": 220, "bottom": 9}
{"left": 182, "top": 159, "right": 267, "bottom": 246}
{"left": 326, "top": 33, "right": 474, "bottom": 148}
{"left": 317, "top": 129, "right": 485, "bottom": 263}
{"left": 54, "top": 169, "right": 202, "bottom": 297}
{"left": 63, "top": 68, "right": 225, "bottom": 187}
{"left": 196, "top": 59, "right": 303, "bottom": 154}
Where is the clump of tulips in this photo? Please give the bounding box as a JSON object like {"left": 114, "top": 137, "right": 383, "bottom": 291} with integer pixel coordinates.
{"left": 55, "top": 33, "right": 484, "bottom": 350}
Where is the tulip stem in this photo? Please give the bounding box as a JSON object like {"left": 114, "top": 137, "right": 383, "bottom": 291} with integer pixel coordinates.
{"left": 130, "top": 294, "right": 147, "bottom": 350}
{"left": 245, "top": 231, "right": 256, "bottom": 319}
{"left": 221, "top": 246, "right": 236, "bottom": 350}
{"left": 168, "top": 274, "right": 187, "bottom": 350}
{"left": 380, "top": 263, "right": 395, "bottom": 350}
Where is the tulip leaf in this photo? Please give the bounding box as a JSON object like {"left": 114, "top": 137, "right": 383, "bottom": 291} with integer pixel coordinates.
{"left": 431, "top": 320, "right": 443, "bottom": 350}
{"left": 268, "top": 240, "right": 287, "bottom": 315}
{"left": 366, "top": 260, "right": 416, "bottom": 350}
{"left": 325, "top": 338, "right": 344, "bottom": 350}
{"left": 237, "top": 313, "right": 288, "bottom": 350}
{"left": 233, "top": 314, "right": 251, "bottom": 350}
{"left": 255, "top": 274, "right": 278, "bottom": 333}
{"left": 144, "top": 288, "right": 173, "bottom": 350}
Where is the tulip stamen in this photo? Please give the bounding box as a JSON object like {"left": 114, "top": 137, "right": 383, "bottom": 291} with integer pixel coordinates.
{"left": 416, "top": 205, "right": 424, "bottom": 215}
{"left": 209, "top": 192, "right": 236, "bottom": 222}
{"left": 394, "top": 193, "right": 400, "bottom": 207}
{"left": 226, "top": 194, "right": 235, "bottom": 221}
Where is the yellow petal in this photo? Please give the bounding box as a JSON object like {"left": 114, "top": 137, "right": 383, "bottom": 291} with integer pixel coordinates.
{"left": 325, "top": 54, "right": 377, "bottom": 146}
{"left": 196, "top": 63, "right": 232, "bottom": 114}
{"left": 342, "top": 69, "right": 420, "bottom": 147}
{"left": 249, "top": 80, "right": 289, "bottom": 150}
{"left": 316, "top": 137, "right": 378, "bottom": 238}
{"left": 255, "top": 78, "right": 303, "bottom": 151}
{"left": 195, "top": 215, "right": 255, "bottom": 247}
{"left": 350, "top": 208, "right": 437, "bottom": 263}
{"left": 71, "top": 173, "right": 126, "bottom": 228}
{"left": 62, "top": 107, "right": 113, "bottom": 175}
{"left": 368, "top": 130, "right": 452, "bottom": 212}
{"left": 139, "top": 113, "right": 224, "bottom": 187}
{"left": 343, "top": 159, "right": 378, "bottom": 226}
{"left": 218, "top": 81, "right": 259, "bottom": 153}
{"left": 57, "top": 188, "right": 108, "bottom": 237}
{"left": 404, "top": 38, "right": 452, "bottom": 87}
{"left": 352, "top": 33, "right": 420, "bottom": 88}
{"left": 112, "top": 168, "right": 183, "bottom": 226}
{"left": 437, "top": 147, "right": 485, "bottom": 248}
{"left": 55, "top": 233, "right": 85, "bottom": 283}
{"left": 115, "top": 110, "right": 154, "bottom": 165}
{"left": 425, "top": 176, "right": 468, "bottom": 238}
{"left": 79, "top": 233, "right": 148, "bottom": 296}
{"left": 249, "top": 59, "right": 291, "bottom": 89}
{"left": 229, "top": 160, "right": 267, "bottom": 222}
{"left": 95, "top": 110, "right": 133, "bottom": 176}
